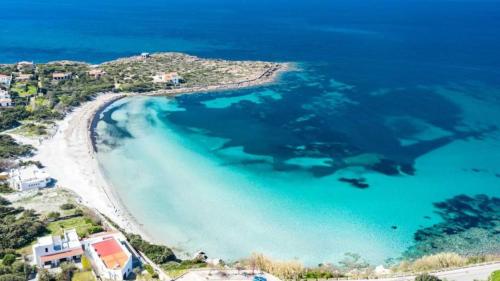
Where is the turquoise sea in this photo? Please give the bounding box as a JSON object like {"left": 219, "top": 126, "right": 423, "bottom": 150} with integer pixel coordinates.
{"left": 2, "top": 0, "right": 500, "bottom": 264}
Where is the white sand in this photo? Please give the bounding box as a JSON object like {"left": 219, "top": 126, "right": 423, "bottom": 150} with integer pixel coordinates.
{"left": 28, "top": 93, "right": 149, "bottom": 237}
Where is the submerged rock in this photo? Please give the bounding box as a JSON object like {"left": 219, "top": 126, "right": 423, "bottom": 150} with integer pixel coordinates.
{"left": 338, "top": 177, "right": 369, "bottom": 189}
{"left": 404, "top": 194, "right": 500, "bottom": 258}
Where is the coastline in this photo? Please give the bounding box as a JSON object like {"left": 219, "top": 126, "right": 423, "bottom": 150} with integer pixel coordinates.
{"left": 8, "top": 63, "right": 289, "bottom": 250}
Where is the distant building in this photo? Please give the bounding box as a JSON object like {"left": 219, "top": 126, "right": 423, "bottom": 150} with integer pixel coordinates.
{"left": 153, "top": 72, "right": 182, "bottom": 85}
{"left": 17, "top": 61, "right": 35, "bottom": 71}
{"left": 0, "top": 97, "right": 13, "bottom": 107}
{"left": 87, "top": 69, "right": 106, "bottom": 79}
{"left": 0, "top": 74, "right": 12, "bottom": 87}
{"left": 52, "top": 72, "right": 72, "bottom": 81}
{"left": 16, "top": 73, "right": 33, "bottom": 82}
{"left": 9, "top": 165, "right": 51, "bottom": 191}
{"left": 32, "top": 229, "right": 83, "bottom": 268}
{"left": 140, "top": 52, "right": 150, "bottom": 59}
{"left": 82, "top": 232, "right": 133, "bottom": 280}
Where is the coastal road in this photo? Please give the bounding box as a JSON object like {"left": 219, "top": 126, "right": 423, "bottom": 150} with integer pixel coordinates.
{"left": 349, "top": 262, "right": 500, "bottom": 281}
{"left": 174, "top": 263, "right": 500, "bottom": 281}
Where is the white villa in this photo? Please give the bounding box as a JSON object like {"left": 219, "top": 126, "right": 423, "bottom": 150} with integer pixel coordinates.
{"left": 153, "top": 72, "right": 182, "bottom": 85}
{"left": 0, "top": 89, "right": 13, "bottom": 107}
{"left": 82, "top": 232, "right": 133, "bottom": 280}
{"left": 9, "top": 165, "right": 51, "bottom": 191}
{"left": 33, "top": 229, "right": 83, "bottom": 268}
{"left": 0, "top": 74, "right": 12, "bottom": 87}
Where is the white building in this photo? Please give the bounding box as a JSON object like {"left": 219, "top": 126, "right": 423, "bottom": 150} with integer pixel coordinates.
{"left": 82, "top": 232, "right": 133, "bottom": 280}
{"left": 33, "top": 229, "right": 83, "bottom": 268}
{"left": 0, "top": 89, "right": 12, "bottom": 107}
{"left": 153, "top": 72, "right": 182, "bottom": 85}
{"left": 0, "top": 74, "right": 12, "bottom": 86}
{"left": 9, "top": 165, "right": 51, "bottom": 191}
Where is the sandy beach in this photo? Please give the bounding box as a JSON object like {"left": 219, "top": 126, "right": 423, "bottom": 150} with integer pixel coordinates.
{"left": 6, "top": 63, "right": 289, "bottom": 244}
{"left": 26, "top": 93, "right": 151, "bottom": 237}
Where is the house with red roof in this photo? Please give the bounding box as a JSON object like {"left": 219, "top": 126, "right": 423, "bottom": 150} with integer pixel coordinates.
{"left": 82, "top": 232, "right": 133, "bottom": 280}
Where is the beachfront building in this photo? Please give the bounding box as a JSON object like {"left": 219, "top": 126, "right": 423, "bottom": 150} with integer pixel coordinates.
{"left": 52, "top": 72, "right": 72, "bottom": 81}
{"left": 9, "top": 165, "right": 51, "bottom": 191}
{"left": 32, "top": 229, "right": 83, "bottom": 268}
{"left": 88, "top": 69, "right": 106, "bottom": 79}
{"left": 0, "top": 74, "right": 12, "bottom": 87}
{"left": 82, "top": 232, "right": 133, "bottom": 280}
{"left": 153, "top": 72, "right": 182, "bottom": 85}
{"left": 140, "top": 52, "right": 150, "bottom": 59}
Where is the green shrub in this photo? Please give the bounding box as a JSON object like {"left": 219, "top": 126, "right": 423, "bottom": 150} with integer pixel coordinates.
{"left": 0, "top": 135, "right": 34, "bottom": 158}
{"left": 59, "top": 203, "right": 75, "bottom": 210}
{"left": 0, "top": 183, "right": 13, "bottom": 194}
{"left": 87, "top": 226, "right": 104, "bottom": 234}
{"left": 144, "top": 264, "right": 155, "bottom": 275}
{"left": 47, "top": 212, "right": 61, "bottom": 220}
{"left": 2, "top": 254, "right": 16, "bottom": 266}
{"left": 126, "top": 234, "right": 177, "bottom": 264}
{"left": 415, "top": 273, "right": 442, "bottom": 281}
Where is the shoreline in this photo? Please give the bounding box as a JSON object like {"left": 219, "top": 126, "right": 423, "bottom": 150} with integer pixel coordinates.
{"left": 8, "top": 64, "right": 290, "bottom": 253}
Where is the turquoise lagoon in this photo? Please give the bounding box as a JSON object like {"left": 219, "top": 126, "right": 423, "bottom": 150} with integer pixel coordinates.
{"left": 94, "top": 74, "right": 500, "bottom": 264}
{"left": 3, "top": 0, "right": 500, "bottom": 265}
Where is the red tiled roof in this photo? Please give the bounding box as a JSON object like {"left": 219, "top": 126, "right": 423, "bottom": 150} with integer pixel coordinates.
{"left": 40, "top": 248, "right": 83, "bottom": 263}
{"left": 92, "top": 238, "right": 128, "bottom": 269}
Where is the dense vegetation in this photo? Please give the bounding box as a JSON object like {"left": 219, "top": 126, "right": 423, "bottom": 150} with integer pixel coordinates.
{"left": 0, "top": 257, "right": 35, "bottom": 281}
{"left": 0, "top": 135, "right": 33, "bottom": 159}
{"left": 0, "top": 196, "right": 46, "bottom": 251}
{"left": 127, "top": 233, "right": 177, "bottom": 264}
{"left": 0, "top": 197, "right": 44, "bottom": 280}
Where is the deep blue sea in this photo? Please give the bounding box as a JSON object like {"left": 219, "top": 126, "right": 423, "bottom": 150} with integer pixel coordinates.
{"left": 3, "top": 0, "right": 500, "bottom": 264}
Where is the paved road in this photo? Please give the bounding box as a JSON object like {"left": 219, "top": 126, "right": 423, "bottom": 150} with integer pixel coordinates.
{"left": 175, "top": 263, "right": 500, "bottom": 281}
{"left": 350, "top": 262, "right": 500, "bottom": 281}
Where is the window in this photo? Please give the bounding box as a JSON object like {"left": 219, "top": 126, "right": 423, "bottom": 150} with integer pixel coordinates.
{"left": 45, "top": 248, "right": 48, "bottom": 253}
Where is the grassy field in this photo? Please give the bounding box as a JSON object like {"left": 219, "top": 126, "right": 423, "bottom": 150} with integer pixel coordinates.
{"left": 72, "top": 271, "right": 96, "bottom": 281}
{"left": 47, "top": 216, "right": 97, "bottom": 237}
{"left": 12, "top": 83, "right": 37, "bottom": 97}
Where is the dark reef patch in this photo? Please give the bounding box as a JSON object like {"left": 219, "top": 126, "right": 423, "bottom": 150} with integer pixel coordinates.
{"left": 93, "top": 102, "right": 133, "bottom": 151}
{"left": 163, "top": 74, "right": 493, "bottom": 179}
{"left": 339, "top": 177, "right": 369, "bottom": 189}
{"left": 404, "top": 194, "right": 500, "bottom": 258}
